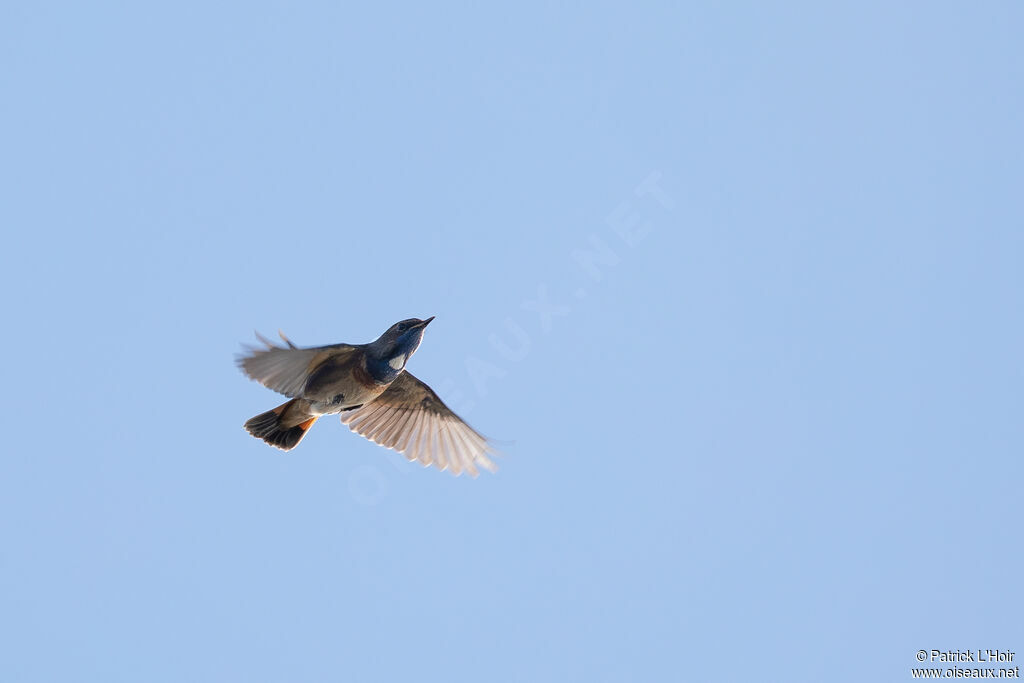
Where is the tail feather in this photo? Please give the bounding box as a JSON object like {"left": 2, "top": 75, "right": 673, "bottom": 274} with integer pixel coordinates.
{"left": 244, "top": 399, "right": 318, "bottom": 451}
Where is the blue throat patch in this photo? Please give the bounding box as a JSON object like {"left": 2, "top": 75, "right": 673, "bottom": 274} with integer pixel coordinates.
{"left": 366, "top": 355, "right": 403, "bottom": 384}
{"left": 366, "top": 329, "right": 422, "bottom": 383}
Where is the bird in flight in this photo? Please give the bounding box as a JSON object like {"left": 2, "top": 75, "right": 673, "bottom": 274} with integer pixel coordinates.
{"left": 237, "top": 317, "right": 497, "bottom": 476}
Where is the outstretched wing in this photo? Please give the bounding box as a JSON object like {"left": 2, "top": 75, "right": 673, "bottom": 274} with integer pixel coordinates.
{"left": 340, "top": 371, "right": 497, "bottom": 476}
{"left": 237, "top": 331, "right": 357, "bottom": 398}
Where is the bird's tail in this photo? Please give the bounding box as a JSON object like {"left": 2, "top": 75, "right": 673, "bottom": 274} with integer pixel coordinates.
{"left": 244, "top": 398, "right": 319, "bottom": 451}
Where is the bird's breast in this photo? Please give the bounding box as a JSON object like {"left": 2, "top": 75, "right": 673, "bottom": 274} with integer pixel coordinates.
{"left": 352, "top": 363, "right": 382, "bottom": 389}
{"left": 301, "top": 355, "right": 386, "bottom": 409}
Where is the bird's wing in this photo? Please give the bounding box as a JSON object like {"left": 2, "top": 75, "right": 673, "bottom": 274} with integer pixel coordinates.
{"left": 237, "top": 331, "right": 357, "bottom": 398}
{"left": 340, "top": 371, "right": 497, "bottom": 476}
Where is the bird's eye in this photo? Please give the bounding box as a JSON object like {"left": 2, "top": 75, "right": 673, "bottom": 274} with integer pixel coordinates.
{"left": 396, "top": 323, "right": 407, "bottom": 332}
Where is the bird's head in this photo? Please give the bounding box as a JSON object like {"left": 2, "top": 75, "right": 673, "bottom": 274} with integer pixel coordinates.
{"left": 368, "top": 316, "right": 434, "bottom": 372}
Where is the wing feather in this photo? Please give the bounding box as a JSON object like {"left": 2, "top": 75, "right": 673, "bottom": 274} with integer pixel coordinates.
{"left": 237, "top": 333, "right": 357, "bottom": 398}
{"left": 435, "top": 427, "right": 451, "bottom": 472}
{"left": 340, "top": 372, "right": 498, "bottom": 476}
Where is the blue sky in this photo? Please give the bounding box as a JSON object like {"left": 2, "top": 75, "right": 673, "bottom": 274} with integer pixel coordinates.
{"left": 2, "top": 3, "right": 1022, "bottom": 682}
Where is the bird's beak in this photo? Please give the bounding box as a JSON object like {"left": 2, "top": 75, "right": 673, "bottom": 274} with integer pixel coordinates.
{"left": 418, "top": 316, "right": 435, "bottom": 328}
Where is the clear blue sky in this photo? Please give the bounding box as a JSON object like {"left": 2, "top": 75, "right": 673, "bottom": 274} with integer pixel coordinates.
{"left": 2, "top": 3, "right": 1022, "bottom": 682}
